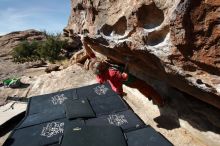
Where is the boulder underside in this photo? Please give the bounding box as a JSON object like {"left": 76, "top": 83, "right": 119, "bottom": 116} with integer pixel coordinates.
{"left": 64, "top": 0, "right": 220, "bottom": 109}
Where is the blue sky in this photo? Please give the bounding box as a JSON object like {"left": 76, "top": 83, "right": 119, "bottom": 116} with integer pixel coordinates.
{"left": 0, "top": 0, "right": 70, "bottom": 35}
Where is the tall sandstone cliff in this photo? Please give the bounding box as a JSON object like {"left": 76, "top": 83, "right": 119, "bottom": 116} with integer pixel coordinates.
{"left": 64, "top": 0, "right": 220, "bottom": 109}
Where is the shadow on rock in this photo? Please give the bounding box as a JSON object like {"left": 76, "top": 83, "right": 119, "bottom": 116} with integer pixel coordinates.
{"left": 155, "top": 87, "right": 220, "bottom": 134}
{"left": 6, "top": 96, "right": 29, "bottom": 102}
{"left": 0, "top": 112, "right": 25, "bottom": 137}
{"left": 18, "top": 83, "right": 30, "bottom": 89}
{"left": 154, "top": 115, "right": 180, "bottom": 130}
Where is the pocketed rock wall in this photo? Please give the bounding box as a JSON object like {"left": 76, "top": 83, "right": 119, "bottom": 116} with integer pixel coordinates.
{"left": 64, "top": 0, "right": 220, "bottom": 109}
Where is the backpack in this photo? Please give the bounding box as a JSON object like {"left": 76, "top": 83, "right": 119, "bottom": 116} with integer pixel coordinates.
{"left": 3, "top": 78, "right": 21, "bottom": 88}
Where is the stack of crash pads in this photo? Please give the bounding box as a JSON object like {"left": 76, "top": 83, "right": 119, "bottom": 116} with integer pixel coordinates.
{"left": 3, "top": 82, "right": 173, "bottom": 146}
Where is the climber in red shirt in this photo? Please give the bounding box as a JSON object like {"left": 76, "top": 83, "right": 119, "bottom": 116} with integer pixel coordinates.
{"left": 94, "top": 61, "right": 128, "bottom": 95}
{"left": 91, "top": 60, "right": 165, "bottom": 107}
{"left": 81, "top": 35, "right": 164, "bottom": 106}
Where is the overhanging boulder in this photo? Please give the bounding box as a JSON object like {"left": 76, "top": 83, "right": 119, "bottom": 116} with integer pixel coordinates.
{"left": 64, "top": 0, "right": 220, "bottom": 109}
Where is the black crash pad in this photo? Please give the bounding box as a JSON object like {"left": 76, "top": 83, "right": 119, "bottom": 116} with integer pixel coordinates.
{"left": 76, "top": 82, "right": 116, "bottom": 100}
{"left": 47, "top": 144, "right": 60, "bottom": 146}
{"left": 61, "top": 126, "right": 127, "bottom": 146}
{"left": 86, "top": 110, "right": 144, "bottom": 131}
{"left": 5, "top": 119, "right": 68, "bottom": 146}
{"left": 16, "top": 107, "right": 66, "bottom": 129}
{"left": 3, "top": 119, "right": 84, "bottom": 146}
{"left": 64, "top": 99, "right": 95, "bottom": 120}
{"left": 126, "top": 126, "right": 173, "bottom": 146}
{"left": 27, "top": 89, "right": 77, "bottom": 115}
{"left": 89, "top": 95, "right": 128, "bottom": 115}
{"left": 4, "top": 83, "right": 173, "bottom": 146}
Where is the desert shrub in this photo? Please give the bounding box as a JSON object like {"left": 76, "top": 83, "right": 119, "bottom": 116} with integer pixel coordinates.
{"left": 38, "top": 33, "right": 68, "bottom": 62}
{"left": 12, "top": 32, "right": 68, "bottom": 63}
{"left": 12, "top": 41, "right": 40, "bottom": 62}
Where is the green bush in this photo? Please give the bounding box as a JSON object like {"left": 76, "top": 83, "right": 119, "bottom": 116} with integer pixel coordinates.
{"left": 12, "top": 41, "right": 40, "bottom": 62}
{"left": 12, "top": 32, "right": 68, "bottom": 63}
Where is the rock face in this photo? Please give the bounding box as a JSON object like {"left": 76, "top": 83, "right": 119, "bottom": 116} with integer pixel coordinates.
{"left": 0, "top": 29, "right": 45, "bottom": 57}
{"left": 64, "top": 0, "right": 220, "bottom": 109}
{"left": 0, "top": 29, "right": 46, "bottom": 81}
{"left": 45, "top": 64, "right": 60, "bottom": 73}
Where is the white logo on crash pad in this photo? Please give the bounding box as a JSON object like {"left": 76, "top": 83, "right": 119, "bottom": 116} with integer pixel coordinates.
{"left": 41, "top": 122, "right": 64, "bottom": 138}
{"left": 107, "top": 114, "right": 128, "bottom": 126}
{"left": 94, "top": 85, "right": 109, "bottom": 95}
{"left": 51, "top": 94, "right": 67, "bottom": 105}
